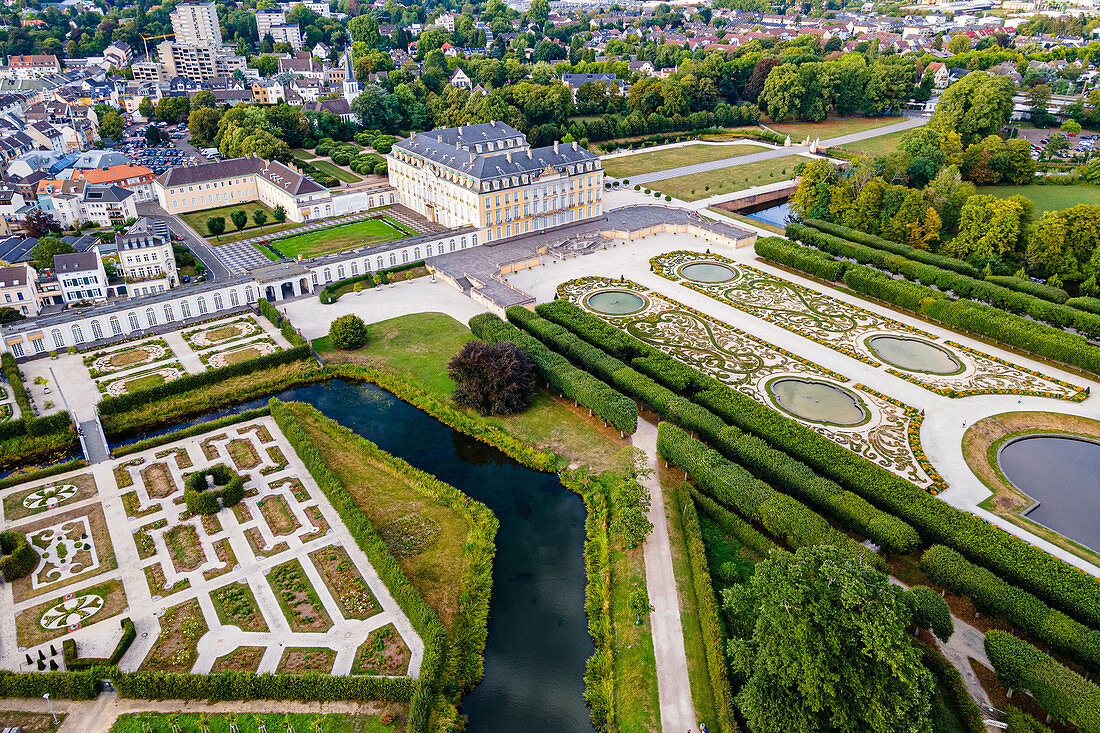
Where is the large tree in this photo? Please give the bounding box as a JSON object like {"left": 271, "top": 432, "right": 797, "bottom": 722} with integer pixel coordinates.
{"left": 448, "top": 340, "right": 536, "bottom": 416}
{"left": 930, "top": 71, "right": 1015, "bottom": 146}
{"left": 724, "top": 546, "right": 937, "bottom": 733}
{"left": 31, "top": 236, "right": 74, "bottom": 272}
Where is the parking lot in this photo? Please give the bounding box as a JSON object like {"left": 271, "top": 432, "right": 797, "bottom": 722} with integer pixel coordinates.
{"left": 1016, "top": 126, "right": 1099, "bottom": 159}
{"left": 116, "top": 123, "right": 198, "bottom": 175}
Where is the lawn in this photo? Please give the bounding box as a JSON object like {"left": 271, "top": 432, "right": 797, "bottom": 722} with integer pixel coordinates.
{"left": 262, "top": 218, "right": 405, "bottom": 260}
{"left": 291, "top": 147, "right": 317, "bottom": 160}
{"left": 767, "top": 115, "right": 903, "bottom": 140}
{"left": 601, "top": 143, "right": 770, "bottom": 179}
{"left": 311, "top": 159, "right": 362, "bottom": 183}
{"left": 124, "top": 372, "right": 166, "bottom": 393}
{"left": 651, "top": 156, "right": 799, "bottom": 202}
{"left": 181, "top": 201, "right": 278, "bottom": 239}
{"left": 286, "top": 402, "right": 471, "bottom": 630}
{"left": 313, "top": 312, "right": 630, "bottom": 472}
{"left": 841, "top": 127, "right": 919, "bottom": 157}
{"left": 975, "top": 184, "right": 1100, "bottom": 214}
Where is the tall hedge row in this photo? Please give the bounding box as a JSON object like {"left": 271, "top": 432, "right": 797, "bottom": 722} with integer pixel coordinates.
{"left": 535, "top": 299, "right": 1100, "bottom": 628}
{"left": 802, "top": 218, "right": 982, "bottom": 278}
{"left": 63, "top": 618, "right": 136, "bottom": 669}
{"left": 789, "top": 221, "right": 1100, "bottom": 347}
{"left": 0, "top": 668, "right": 102, "bottom": 699}
{"left": 678, "top": 484, "right": 741, "bottom": 733}
{"left": 469, "top": 312, "right": 637, "bottom": 435}
{"left": 985, "top": 631, "right": 1100, "bottom": 732}
{"left": 921, "top": 545, "right": 1100, "bottom": 673}
{"left": 269, "top": 399, "right": 448, "bottom": 731}
{"left": 754, "top": 237, "right": 846, "bottom": 282}
{"left": 521, "top": 302, "right": 917, "bottom": 553}
{"left": 114, "top": 670, "right": 414, "bottom": 703}
{"left": 691, "top": 488, "right": 779, "bottom": 558}
{"left": 98, "top": 346, "right": 312, "bottom": 415}
{"left": 657, "top": 422, "right": 886, "bottom": 570}
{"left": 258, "top": 298, "right": 307, "bottom": 347}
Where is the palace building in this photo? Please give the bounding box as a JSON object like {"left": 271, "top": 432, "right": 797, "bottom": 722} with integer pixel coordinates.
{"left": 387, "top": 121, "right": 604, "bottom": 242}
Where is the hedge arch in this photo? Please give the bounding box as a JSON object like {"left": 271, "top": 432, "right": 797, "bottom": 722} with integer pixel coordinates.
{"left": 0, "top": 531, "right": 38, "bottom": 581}
{"left": 184, "top": 465, "right": 244, "bottom": 515}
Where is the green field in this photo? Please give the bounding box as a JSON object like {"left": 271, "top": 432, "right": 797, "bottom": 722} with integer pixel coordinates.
{"left": 181, "top": 201, "right": 277, "bottom": 238}
{"left": 263, "top": 217, "right": 405, "bottom": 259}
{"left": 291, "top": 148, "right": 316, "bottom": 160}
{"left": 602, "top": 143, "right": 770, "bottom": 179}
{"left": 650, "top": 156, "right": 797, "bottom": 202}
{"left": 841, "top": 127, "right": 919, "bottom": 157}
{"left": 768, "top": 115, "right": 902, "bottom": 140}
{"left": 109, "top": 712, "right": 392, "bottom": 733}
{"left": 311, "top": 159, "right": 362, "bottom": 183}
{"left": 975, "top": 185, "right": 1100, "bottom": 214}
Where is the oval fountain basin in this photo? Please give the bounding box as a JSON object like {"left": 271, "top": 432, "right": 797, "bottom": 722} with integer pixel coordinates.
{"left": 770, "top": 378, "right": 867, "bottom": 426}
{"left": 585, "top": 290, "right": 646, "bottom": 315}
{"left": 867, "top": 336, "right": 962, "bottom": 375}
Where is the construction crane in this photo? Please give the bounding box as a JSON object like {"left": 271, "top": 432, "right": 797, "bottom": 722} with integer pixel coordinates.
{"left": 140, "top": 32, "right": 175, "bottom": 60}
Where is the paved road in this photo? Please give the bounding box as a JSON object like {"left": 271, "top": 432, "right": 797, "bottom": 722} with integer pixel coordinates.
{"left": 623, "top": 116, "right": 929, "bottom": 186}
{"left": 136, "top": 201, "right": 231, "bottom": 282}
{"left": 632, "top": 419, "right": 696, "bottom": 732}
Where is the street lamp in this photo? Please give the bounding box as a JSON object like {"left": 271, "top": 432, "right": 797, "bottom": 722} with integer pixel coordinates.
{"left": 43, "top": 692, "right": 57, "bottom": 724}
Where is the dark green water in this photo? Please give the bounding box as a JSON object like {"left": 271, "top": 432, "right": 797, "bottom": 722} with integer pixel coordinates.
{"left": 115, "top": 379, "right": 594, "bottom": 731}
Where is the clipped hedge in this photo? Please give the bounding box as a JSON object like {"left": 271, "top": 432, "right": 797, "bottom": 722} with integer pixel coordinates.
{"left": 0, "top": 668, "right": 102, "bottom": 699}
{"left": 691, "top": 488, "right": 779, "bottom": 558}
{"left": 679, "top": 484, "right": 741, "bottom": 733}
{"left": 536, "top": 299, "right": 1100, "bottom": 628}
{"left": 916, "top": 640, "right": 986, "bottom": 733}
{"left": 921, "top": 545, "right": 1100, "bottom": 673}
{"left": 905, "top": 585, "right": 954, "bottom": 642}
{"left": 97, "top": 346, "right": 312, "bottom": 416}
{"left": 754, "top": 236, "right": 846, "bottom": 282}
{"left": 987, "top": 276, "right": 1069, "bottom": 304}
{"left": 985, "top": 631, "right": 1100, "bottom": 732}
{"left": 0, "top": 530, "right": 37, "bottom": 581}
{"left": 470, "top": 312, "right": 637, "bottom": 435}
{"left": 258, "top": 298, "right": 307, "bottom": 347}
{"left": 532, "top": 300, "right": 919, "bottom": 553}
{"left": 183, "top": 464, "right": 244, "bottom": 515}
{"left": 657, "top": 422, "right": 885, "bottom": 570}
{"left": 270, "top": 398, "right": 446, "bottom": 730}
{"left": 2, "top": 352, "right": 31, "bottom": 417}
{"left": 0, "top": 458, "right": 87, "bottom": 491}
{"left": 63, "top": 618, "right": 135, "bottom": 669}
{"left": 114, "top": 670, "right": 413, "bottom": 703}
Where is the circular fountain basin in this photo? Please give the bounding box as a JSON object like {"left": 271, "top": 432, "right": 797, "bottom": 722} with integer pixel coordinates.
{"left": 768, "top": 378, "right": 868, "bottom": 426}
{"left": 585, "top": 290, "right": 646, "bottom": 315}
{"left": 680, "top": 261, "right": 738, "bottom": 283}
{"left": 867, "top": 335, "right": 963, "bottom": 375}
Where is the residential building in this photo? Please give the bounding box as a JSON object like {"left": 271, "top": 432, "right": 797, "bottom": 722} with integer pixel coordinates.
{"left": 450, "top": 68, "right": 473, "bottom": 89}
{"left": 562, "top": 73, "right": 624, "bottom": 99}
{"left": 155, "top": 156, "right": 331, "bottom": 222}
{"left": 70, "top": 164, "right": 156, "bottom": 202}
{"left": 1, "top": 55, "right": 61, "bottom": 80}
{"left": 388, "top": 121, "right": 604, "bottom": 241}
{"left": 117, "top": 217, "right": 176, "bottom": 296}
{"left": 103, "top": 42, "right": 133, "bottom": 69}
{"left": 257, "top": 9, "right": 303, "bottom": 50}
{"left": 54, "top": 247, "right": 107, "bottom": 303}
{"left": 132, "top": 61, "right": 169, "bottom": 83}
{"left": 158, "top": 42, "right": 246, "bottom": 82}
{"left": 35, "top": 178, "right": 85, "bottom": 228}
{"left": 171, "top": 2, "right": 222, "bottom": 46}
{"left": 0, "top": 263, "right": 38, "bottom": 316}
{"left": 80, "top": 184, "right": 137, "bottom": 227}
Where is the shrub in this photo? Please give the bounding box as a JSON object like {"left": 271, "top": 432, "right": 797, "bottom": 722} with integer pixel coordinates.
{"left": 755, "top": 236, "right": 846, "bottom": 282}
{"left": 448, "top": 339, "right": 536, "bottom": 416}
{"left": 920, "top": 545, "right": 1100, "bottom": 673}
{"left": 329, "top": 314, "right": 369, "bottom": 350}
{"left": 183, "top": 465, "right": 244, "bottom": 515}
{"left": 985, "top": 631, "right": 1100, "bottom": 732}
{"left": 0, "top": 531, "right": 37, "bottom": 581}
{"left": 905, "top": 585, "right": 953, "bottom": 642}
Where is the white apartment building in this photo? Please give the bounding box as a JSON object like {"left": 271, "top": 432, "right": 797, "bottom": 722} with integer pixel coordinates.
{"left": 257, "top": 9, "right": 303, "bottom": 49}
{"left": 54, "top": 248, "right": 108, "bottom": 304}
{"left": 171, "top": 2, "right": 222, "bottom": 46}
{"left": 81, "top": 185, "right": 138, "bottom": 227}
{"left": 117, "top": 217, "right": 178, "bottom": 290}
{"left": 387, "top": 122, "right": 604, "bottom": 242}
{"left": 158, "top": 42, "right": 246, "bottom": 82}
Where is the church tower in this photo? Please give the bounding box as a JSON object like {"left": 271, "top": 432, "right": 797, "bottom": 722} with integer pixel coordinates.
{"left": 342, "top": 49, "right": 360, "bottom": 104}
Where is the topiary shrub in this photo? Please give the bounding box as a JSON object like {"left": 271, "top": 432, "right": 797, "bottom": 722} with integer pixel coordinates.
{"left": 448, "top": 340, "right": 536, "bottom": 416}
{"left": 0, "top": 531, "right": 37, "bottom": 581}
{"left": 329, "top": 314, "right": 369, "bottom": 350}
{"left": 184, "top": 465, "right": 243, "bottom": 515}
{"left": 905, "top": 585, "right": 954, "bottom": 642}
